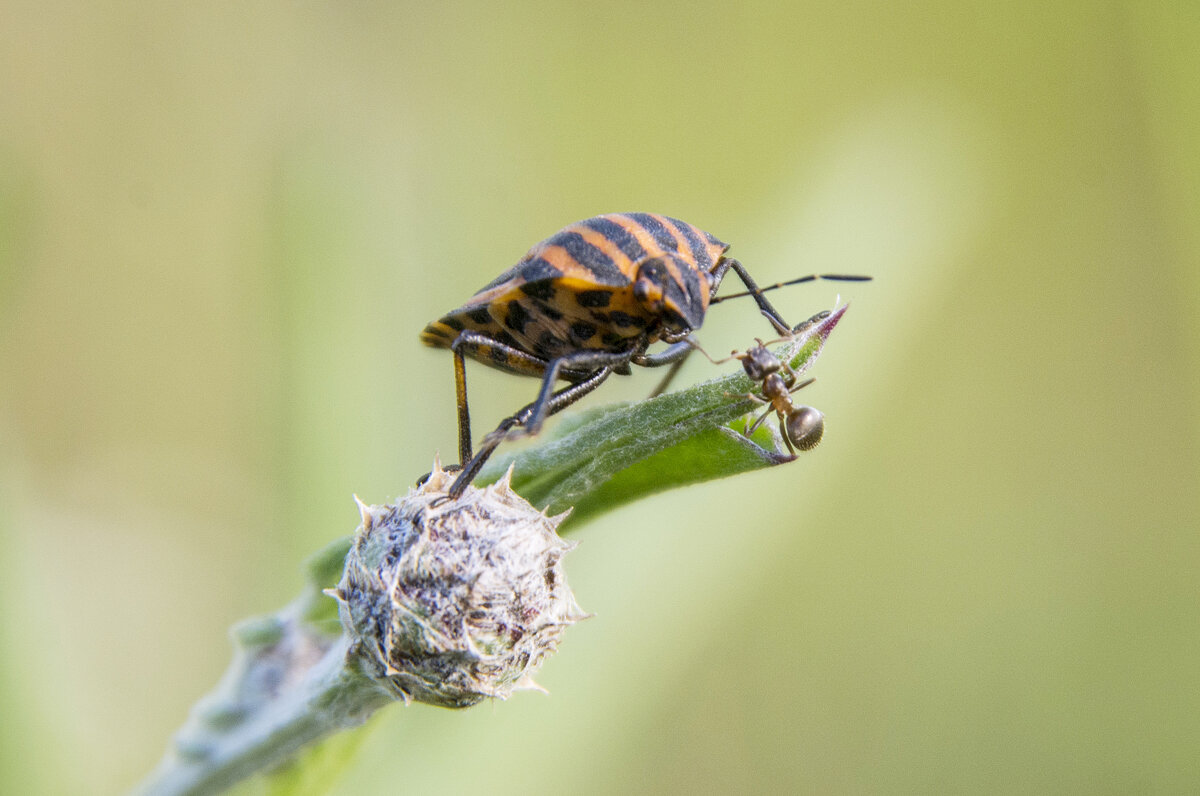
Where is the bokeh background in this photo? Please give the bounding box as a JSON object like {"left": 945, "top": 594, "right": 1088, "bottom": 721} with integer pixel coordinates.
{"left": 2, "top": 2, "right": 1198, "bottom": 794}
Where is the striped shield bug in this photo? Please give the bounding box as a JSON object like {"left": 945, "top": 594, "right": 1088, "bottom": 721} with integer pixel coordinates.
{"left": 419, "top": 213, "right": 869, "bottom": 498}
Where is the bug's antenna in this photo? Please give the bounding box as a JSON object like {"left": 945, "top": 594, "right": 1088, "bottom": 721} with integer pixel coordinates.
{"left": 710, "top": 273, "right": 872, "bottom": 305}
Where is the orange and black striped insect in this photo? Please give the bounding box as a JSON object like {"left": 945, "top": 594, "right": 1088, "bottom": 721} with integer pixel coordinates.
{"left": 420, "top": 212, "right": 869, "bottom": 498}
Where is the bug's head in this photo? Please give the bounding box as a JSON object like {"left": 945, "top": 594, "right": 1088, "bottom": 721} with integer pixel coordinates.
{"left": 634, "top": 257, "right": 706, "bottom": 335}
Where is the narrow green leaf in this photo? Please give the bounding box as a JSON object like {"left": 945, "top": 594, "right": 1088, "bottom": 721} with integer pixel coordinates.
{"left": 478, "top": 304, "right": 849, "bottom": 525}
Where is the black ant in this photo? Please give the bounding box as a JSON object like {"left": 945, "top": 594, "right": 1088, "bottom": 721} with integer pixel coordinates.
{"left": 702, "top": 309, "right": 833, "bottom": 454}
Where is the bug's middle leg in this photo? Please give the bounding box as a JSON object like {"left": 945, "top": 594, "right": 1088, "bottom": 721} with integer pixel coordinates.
{"left": 446, "top": 363, "right": 617, "bottom": 500}
{"left": 518, "top": 347, "right": 638, "bottom": 438}
{"left": 633, "top": 340, "right": 695, "bottom": 398}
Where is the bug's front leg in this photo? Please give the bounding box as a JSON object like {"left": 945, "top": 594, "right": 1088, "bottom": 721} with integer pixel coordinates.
{"left": 709, "top": 257, "right": 794, "bottom": 336}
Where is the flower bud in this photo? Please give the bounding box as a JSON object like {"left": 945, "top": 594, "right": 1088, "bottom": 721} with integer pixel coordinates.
{"left": 329, "top": 462, "right": 586, "bottom": 709}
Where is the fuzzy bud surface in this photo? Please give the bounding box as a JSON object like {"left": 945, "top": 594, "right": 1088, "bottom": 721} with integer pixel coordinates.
{"left": 330, "top": 464, "right": 586, "bottom": 708}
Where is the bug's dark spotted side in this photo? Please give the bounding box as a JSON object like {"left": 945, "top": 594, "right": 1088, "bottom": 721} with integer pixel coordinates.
{"left": 420, "top": 213, "right": 868, "bottom": 499}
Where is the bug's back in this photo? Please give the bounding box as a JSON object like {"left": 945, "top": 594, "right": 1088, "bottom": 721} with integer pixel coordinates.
{"left": 420, "top": 213, "right": 729, "bottom": 371}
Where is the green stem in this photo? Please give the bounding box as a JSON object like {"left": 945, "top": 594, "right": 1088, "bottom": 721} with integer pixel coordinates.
{"left": 134, "top": 540, "right": 372, "bottom": 796}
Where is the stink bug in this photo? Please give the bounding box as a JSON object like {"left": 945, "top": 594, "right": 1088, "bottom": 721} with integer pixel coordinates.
{"left": 420, "top": 213, "right": 869, "bottom": 498}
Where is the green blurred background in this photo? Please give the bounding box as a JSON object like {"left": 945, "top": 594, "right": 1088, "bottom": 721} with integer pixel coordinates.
{"left": 2, "top": 2, "right": 1198, "bottom": 793}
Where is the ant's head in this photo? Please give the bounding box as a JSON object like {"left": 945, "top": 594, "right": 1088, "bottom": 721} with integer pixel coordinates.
{"left": 738, "top": 340, "right": 783, "bottom": 382}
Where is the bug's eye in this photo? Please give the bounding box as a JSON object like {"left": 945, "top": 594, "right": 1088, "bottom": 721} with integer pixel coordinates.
{"left": 636, "top": 259, "right": 667, "bottom": 284}
{"left": 634, "top": 258, "right": 669, "bottom": 308}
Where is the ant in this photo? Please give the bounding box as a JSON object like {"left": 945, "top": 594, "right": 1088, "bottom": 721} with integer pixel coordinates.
{"left": 702, "top": 309, "right": 833, "bottom": 455}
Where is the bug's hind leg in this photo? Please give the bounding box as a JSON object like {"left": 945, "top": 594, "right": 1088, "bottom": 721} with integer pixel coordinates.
{"left": 444, "top": 364, "right": 617, "bottom": 500}
{"left": 515, "top": 347, "right": 638, "bottom": 440}
{"left": 448, "top": 330, "right": 553, "bottom": 465}
{"left": 416, "top": 331, "right": 553, "bottom": 488}
{"left": 452, "top": 347, "right": 472, "bottom": 466}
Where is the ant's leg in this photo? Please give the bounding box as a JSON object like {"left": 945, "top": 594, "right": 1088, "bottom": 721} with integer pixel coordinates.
{"left": 787, "top": 376, "right": 816, "bottom": 395}
{"left": 777, "top": 418, "right": 797, "bottom": 456}
{"left": 745, "top": 403, "right": 775, "bottom": 436}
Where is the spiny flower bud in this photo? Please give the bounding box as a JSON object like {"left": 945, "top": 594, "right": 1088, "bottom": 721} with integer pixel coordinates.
{"left": 328, "top": 462, "right": 587, "bottom": 709}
